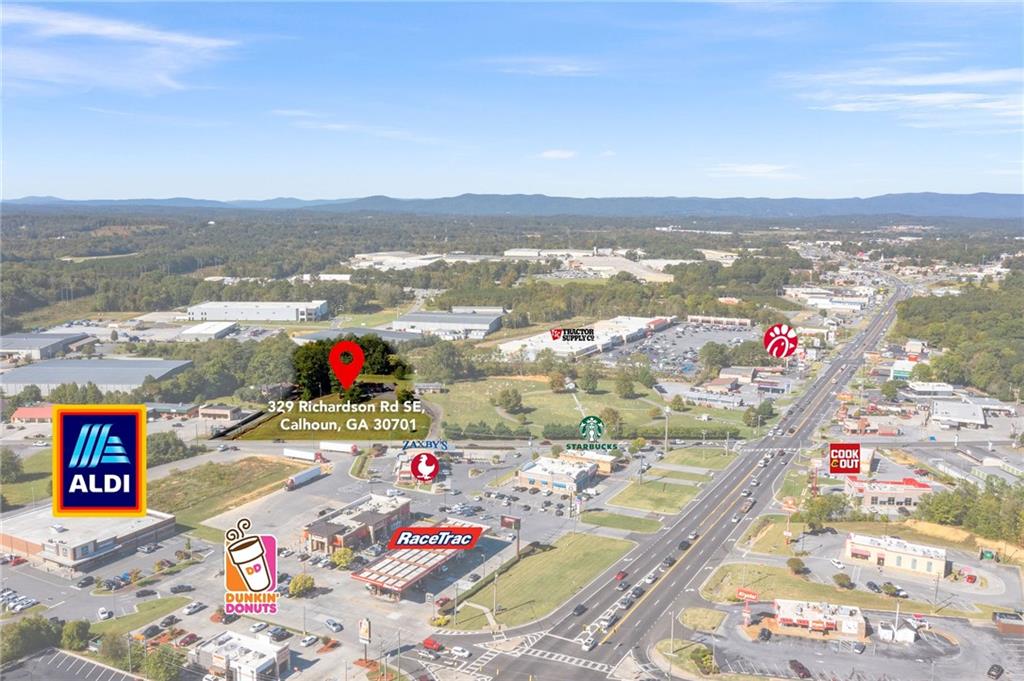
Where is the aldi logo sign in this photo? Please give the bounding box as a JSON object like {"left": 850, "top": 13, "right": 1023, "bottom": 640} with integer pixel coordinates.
{"left": 53, "top": 405, "right": 146, "bottom": 517}
{"left": 828, "top": 442, "right": 861, "bottom": 475}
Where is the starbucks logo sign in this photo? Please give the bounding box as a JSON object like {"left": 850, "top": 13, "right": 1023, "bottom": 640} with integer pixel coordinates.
{"left": 578, "top": 416, "right": 604, "bottom": 442}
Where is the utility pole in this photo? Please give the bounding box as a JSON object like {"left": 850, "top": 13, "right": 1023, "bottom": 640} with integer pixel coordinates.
{"left": 663, "top": 406, "right": 670, "bottom": 460}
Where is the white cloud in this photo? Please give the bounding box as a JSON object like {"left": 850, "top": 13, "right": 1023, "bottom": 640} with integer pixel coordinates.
{"left": 785, "top": 54, "right": 1023, "bottom": 133}
{"left": 708, "top": 163, "right": 799, "bottom": 179}
{"left": 599, "top": 150, "right": 617, "bottom": 157}
{"left": 484, "top": 56, "right": 602, "bottom": 77}
{"left": 538, "top": 149, "right": 578, "bottom": 160}
{"left": 2, "top": 5, "right": 236, "bottom": 93}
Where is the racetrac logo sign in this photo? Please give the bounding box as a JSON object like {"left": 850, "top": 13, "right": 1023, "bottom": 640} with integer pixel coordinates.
{"left": 53, "top": 405, "right": 146, "bottom": 517}
{"left": 387, "top": 526, "right": 483, "bottom": 550}
{"left": 828, "top": 443, "right": 861, "bottom": 475}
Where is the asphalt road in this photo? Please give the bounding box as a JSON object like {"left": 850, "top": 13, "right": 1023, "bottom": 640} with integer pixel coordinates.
{"left": 430, "top": 282, "right": 910, "bottom": 680}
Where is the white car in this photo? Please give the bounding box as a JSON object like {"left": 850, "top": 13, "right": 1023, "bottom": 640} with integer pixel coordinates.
{"left": 249, "top": 622, "right": 267, "bottom": 633}
{"left": 750, "top": 479, "right": 760, "bottom": 486}
{"left": 183, "top": 601, "right": 205, "bottom": 615}
{"left": 300, "top": 635, "right": 319, "bottom": 647}
{"left": 450, "top": 646, "right": 471, "bottom": 659}
{"left": 581, "top": 637, "right": 597, "bottom": 652}
{"left": 98, "top": 608, "right": 112, "bottom": 620}
{"left": 830, "top": 559, "right": 846, "bottom": 570}
{"left": 644, "top": 572, "right": 658, "bottom": 584}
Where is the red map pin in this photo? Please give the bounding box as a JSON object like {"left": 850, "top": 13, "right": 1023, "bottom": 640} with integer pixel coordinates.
{"left": 328, "top": 340, "right": 365, "bottom": 390}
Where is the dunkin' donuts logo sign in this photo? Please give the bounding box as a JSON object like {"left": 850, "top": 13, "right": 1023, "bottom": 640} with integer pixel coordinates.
{"left": 224, "top": 518, "right": 279, "bottom": 614}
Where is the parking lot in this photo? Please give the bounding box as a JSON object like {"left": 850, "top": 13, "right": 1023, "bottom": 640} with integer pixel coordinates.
{"left": 601, "top": 322, "right": 761, "bottom": 375}
{"left": 708, "top": 606, "right": 1018, "bottom": 681}
{"left": 3, "top": 649, "right": 144, "bottom": 681}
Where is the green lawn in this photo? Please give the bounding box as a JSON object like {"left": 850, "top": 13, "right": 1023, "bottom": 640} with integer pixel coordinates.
{"left": 487, "top": 469, "right": 517, "bottom": 488}
{"left": 679, "top": 607, "right": 726, "bottom": 632}
{"left": 700, "top": 563, "right": 1002, "bottom": 619}
{"left": 661, "top": 447, "right": 736, "bottom": 470}
{"left": 450, "top": 534, "right": 632, "bottom": 630}
{"left": 149, "top": 457, "right": 305, "bottom": 531}
{"left": 580, "top": 511, "right": 661, "bottom": 533}
{"left": 777, "top": 469, "right": 809, "bottom": 501}
{"left": 646, "top": 467, "right": 712, "bottom": 484}
{"left": 3, "top": 450, "right": 53, "bottom": 508}
{"left": 91, "top": 597, "right": 190, "bottom": 637}
{"left": 656, "top": 639, "right": 762, "bottom": 681}
{"left": 609, "top": 480, "right": 699, "bottom": 515}
{"left": 240, "top": 393, "right": 430, "bottom": 441}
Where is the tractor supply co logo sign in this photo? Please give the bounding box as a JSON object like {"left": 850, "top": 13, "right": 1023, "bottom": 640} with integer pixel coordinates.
{"left": 53, "top": 405, "right": 146, "bottom": 517}
{"left": 224, "top": 518, "right": 279, "bottom": 615}
{"left": 550, "top": 328, "right": 596, "bottom": 342}
{"left": 566, "top": 416, "right": 619, "bottom": 451}
{"left": 828, "top": 443, "right": 861, "bottom": 475}
{"left": 387, "top": 526, "right": 483, "bottom": 550}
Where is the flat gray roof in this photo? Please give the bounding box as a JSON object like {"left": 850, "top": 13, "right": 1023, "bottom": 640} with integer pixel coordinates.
{"left": 0, "top": 332, "right": 91, "bottom": 351}
{"left": 298, "top": 328, "right": 422, "bottom": 343}
{"left": 1, "top": 358, "right": 192, "bottom": 387}
{"left": 396, "top": 311, "right": 502, "bottom": 326}
{"left": 2, "top": 507, "right": 174, "bottom": 549}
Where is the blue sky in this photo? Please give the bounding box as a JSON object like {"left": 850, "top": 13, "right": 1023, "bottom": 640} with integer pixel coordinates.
{"left": 2, "top": 2, "right": 1022, "bottom": 199}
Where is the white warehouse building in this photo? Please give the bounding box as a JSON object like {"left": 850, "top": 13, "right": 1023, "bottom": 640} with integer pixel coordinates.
{"left": 391, "top": 311, "right": 502, "bottom": 340}
{"left": 186, "top": 300, "right": 328, "bottom": 322}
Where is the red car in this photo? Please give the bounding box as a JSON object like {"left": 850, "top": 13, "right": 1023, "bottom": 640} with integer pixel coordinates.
{"left": 614, "top": 570, "right": 628, "bottom": 581}
{"left": 177, "top": 633, "right": 199, "bottom": 647}
{"left": 914, "top": 468, "right": 929, "bottom": 476}
{"left": 10, "top": 557, "right": 27, "bottom": 566}
{"left": 435, "top": 596, "right": 451, "bottom": 608}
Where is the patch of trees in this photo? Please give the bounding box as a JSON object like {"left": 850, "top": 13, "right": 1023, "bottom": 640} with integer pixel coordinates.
{"left": 147, "top": 432, "right": 208, "bottom": 468}
{"left": 539, "top": 422, "right": 740, "bottom": 440}
{"left": 915, "top": 479, "right": 1024, "bottom": 546}
{"left": 892, "top": 273, "right": 1024, "bottom": 399}
{"left": 293, "top": 334, "right": 411, "bottom": 400}
{"left": 442, "top": 421, "right": 532, "bottom": 440}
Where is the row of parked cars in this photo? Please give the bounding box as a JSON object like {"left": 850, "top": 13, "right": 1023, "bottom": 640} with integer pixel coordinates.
{"left": 1, "top": 588, "right": 39, "bottom": 613}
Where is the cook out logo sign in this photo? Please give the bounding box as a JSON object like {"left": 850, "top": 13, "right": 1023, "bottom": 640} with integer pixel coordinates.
{"left": 224, "top": 518, "right": 278, "bottom": 614}
{"left": 763, "top": 323, "right": 799, "bottom": 358}
{"left": 828, "top": 443, "right": 861, "bottom": 475}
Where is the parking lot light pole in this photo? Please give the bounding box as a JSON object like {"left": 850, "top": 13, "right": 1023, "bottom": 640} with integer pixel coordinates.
{"left": 663, "top": 406, "right": 670, "bottom": 459}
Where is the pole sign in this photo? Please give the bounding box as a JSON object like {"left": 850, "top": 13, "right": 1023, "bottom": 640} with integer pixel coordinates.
{"left": 736, "top": 587, "right": 759, "bottom": 602}
{"left": 828, "top": 442, "right": 861, "bottom": 475}
{"left": 500, "top": 515, "right": 521, "bottom": 530}
{"left": 358, "top": 618, "right": 371, "bottom": 645}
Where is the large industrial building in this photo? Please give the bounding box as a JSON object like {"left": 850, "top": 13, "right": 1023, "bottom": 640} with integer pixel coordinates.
{"left": 294, "top": 327, "right": 422, "bottom": 345}
{"left": 186, "top": 300, "right": 328, "bottom": 322}
{"left": 0, "top": 508, "right": 177, "bottom": 573}
{"left": 303, "top": 494, "right": 412, "bottom": 553}
{"left": 190, "top": 631, "right": 291, "bottom": 681}
{"left": 685, "top": 314, "right": 753, "bottom": 327}
{"left": 391, "top": 311, "right": 503, "bottom": 340}
{"left": 516, "top": 457, "right": 596, "bottom": 493}
{"left": 844, "top": 533, "right": 950, "bottom": 578}
{"left": 0, "top": 358, "right": 192, "bottom": 397}
{"left": 498, "top": 316, "right": 673, "bottom": 360}
{"left": 0, "top": 332, "right": 94, "bottom": 360}
{"left": 177, "top": 321, "right": 238, "bottom": 341}
{"left": 929, "top": 401, "right": 988, "bottom": 429}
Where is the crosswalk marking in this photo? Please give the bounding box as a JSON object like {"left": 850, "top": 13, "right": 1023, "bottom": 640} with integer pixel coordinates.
{"left": 523, "top": 647, "right": 613, "bottom": 673}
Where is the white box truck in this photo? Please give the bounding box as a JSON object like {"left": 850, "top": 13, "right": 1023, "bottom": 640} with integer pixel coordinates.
{"left": 282, "top": 448, "right": 328, "bottom": 463}
{"left": 284, "top": 465, "right": 323, "bottom": 491}
{"left": 319, "top": 441, "right": 358, "bottom": 455}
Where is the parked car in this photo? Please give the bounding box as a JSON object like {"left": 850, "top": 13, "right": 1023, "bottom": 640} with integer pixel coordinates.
{"left": 300, "top": 635, "right": 318, "bottom": 647}
{"left": 178, "top": 633, "right": 200, "bottom": 647}
{"left": 222, "top": 613, "right": 240, "bottom": 624}
{"left": 988, "top": 664, "right": 1005, "bottom": 679}
{"left": 141, "top": 625, "right": 162, "bottom": 638}
{"left": 182, "top": 602, "right": 205, "bottom": 615}
{"left": 853, "top": 642, "right": 866, "bottom": 654}
{"left": 435, "top": 596, "right": 451, "bottom": 609}
{"left": 866, "top": 581, "right": 881, "bottom": 593}
{"left": 160, "top": 615, "right": 179, "bottom": 628}
{"left": 249, "top": 622, "right": 268, "bottom": 633}
{"left": 170, "top": 584, "right": 194, "bottom": 594}
{"left": 97, "top": 608, "right": 112, "bottom": 620}
{"left": 76, "top": 576, "right": 95, "bottom": 588}
{"left": 830, "top": 559, "right": 846, "bottom": 570}
{"left": 788, "top": 660, "right": 812, "bottom": 679}
{"left": 135, "top": 589, "right": 157, "bottom": 598}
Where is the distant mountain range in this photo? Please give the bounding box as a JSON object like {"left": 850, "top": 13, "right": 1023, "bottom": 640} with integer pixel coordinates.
{"left": 5, "top": 192, "right": 1022, "bottom": 219}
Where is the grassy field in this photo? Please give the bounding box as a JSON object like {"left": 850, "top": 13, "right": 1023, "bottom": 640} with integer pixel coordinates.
{"left": 679, "top": 607, "right": 726, "bottom": 632}
{"left": 149, "top": 457, "right": 305, "bottom": 532}
{"left": 487, "top": 469, "right": 518, "bottom": 488}
{"left": 647, "top": 467, "right": 712, "bottom": 484}
{"left": 777, "top": 469, "right": 809, "bottom": 501}
{"left": 656, "top": 639, "right": 761, "bottom": 681}
{"left": 609, "top": 480, "right": 699, "bottom": 514}
{"left": 240, "top": 393, "right": 430, "bottom": 441}
{"left": 661, "top": 447, "right": 736, "bottom": 470}
{"left": 3, "top": 450, "right": 53, "bottom": 508}
{"left": 580, "top": 511, "right": 661, "bottom": 533}
{"left": 12, "top": 302, "right": 139, "bottom": 330}
{"left": 91, "top": 597, "right": 190, "bottom": 637}
{"left": 700, "top": 563, "right": 1004, "bottom": 619}
{"left": 450, "top": 534, "right": 632, "bottom": 630}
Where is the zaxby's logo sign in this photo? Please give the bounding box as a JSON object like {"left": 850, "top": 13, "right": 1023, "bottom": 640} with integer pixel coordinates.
{"left": 53, "top": 405, "right": 146, "bottom": 517}
{"left": 828, "top": 443, "right": 861, "bottom": 475}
